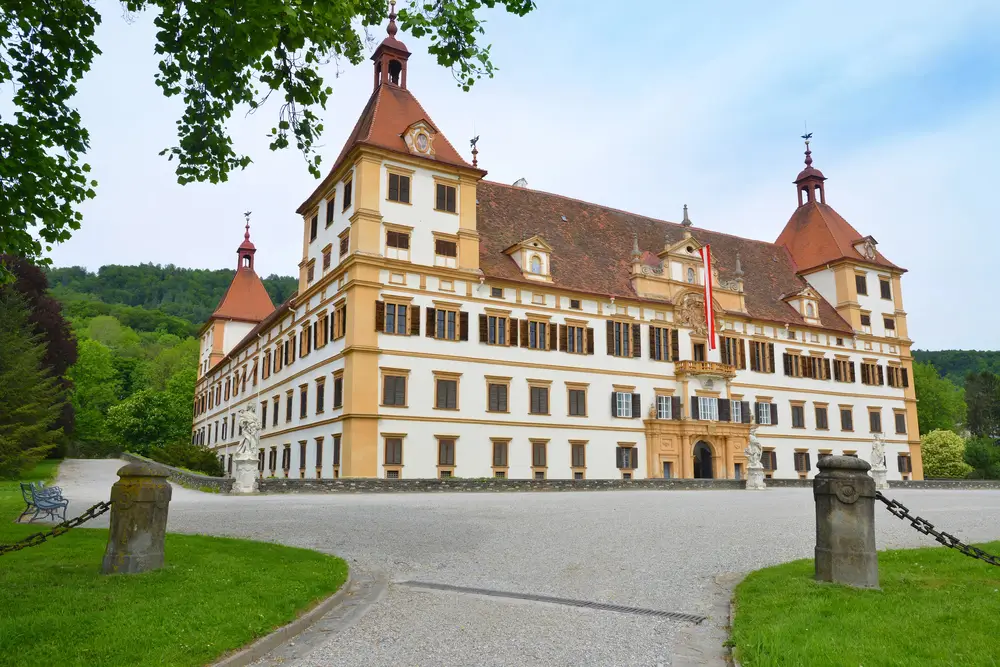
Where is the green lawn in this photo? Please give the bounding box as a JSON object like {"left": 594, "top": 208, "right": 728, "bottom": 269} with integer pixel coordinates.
{"left": 731, "top": 543, "right": 1000, "bottom": 666}
{"left": 0, "top": 461, "right": 348, "bottom": 667}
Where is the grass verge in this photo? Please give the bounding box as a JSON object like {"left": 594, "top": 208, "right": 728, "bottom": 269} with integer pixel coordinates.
{"left": 731, "top": 542, "right": 1000, "bottom": 666}
{"left": 1, "top": 461, "right": 348, "bottom": 667}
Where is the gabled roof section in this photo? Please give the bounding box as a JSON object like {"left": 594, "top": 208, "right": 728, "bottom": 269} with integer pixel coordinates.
{"left": 503, "top": 234, "right": 553, "bottom": 255}
{"left": 476, "top": 181, "right": 853, "bottom": 334}
{"left": 211, "top": 267, "right": 275, "bottom": 323}
{"left": 775, "top": 199, "right": 901, "bottom": 274}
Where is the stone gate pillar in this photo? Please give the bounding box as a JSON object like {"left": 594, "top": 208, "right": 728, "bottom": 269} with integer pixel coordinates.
{"left": 813, "top": 455, "right": 878, "bottom": 588}
{"left": 101, "top": 462, "right": 171, "bottom": 575}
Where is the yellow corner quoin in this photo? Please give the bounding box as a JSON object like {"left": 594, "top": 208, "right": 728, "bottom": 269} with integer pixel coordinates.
{"left": 191, "top": 12, "right": 923, "bottom": 482}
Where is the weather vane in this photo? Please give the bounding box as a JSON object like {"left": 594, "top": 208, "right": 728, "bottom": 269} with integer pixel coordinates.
{"left": 470, "top": 135, "right": 480, "bottom": 167}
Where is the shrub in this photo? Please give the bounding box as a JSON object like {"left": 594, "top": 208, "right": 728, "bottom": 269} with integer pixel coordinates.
{"left": 920, "top": 429, "right": 973, "bottom": 478}
{"left": 964, "top": 436, "right": 1000, "bottom": 479}
{"left": 145, "top": 441, "right": 223, "bottom": 477}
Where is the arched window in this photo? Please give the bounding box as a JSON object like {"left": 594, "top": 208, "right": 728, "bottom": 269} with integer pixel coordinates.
{"left": 530, "top": 255, "right": 542, "bottom": 274}
{"left": 806, "top": 302, "right": 815, "bottom": 317}
{"left": 687, "top": 267, "right": 695, "bottom": 284}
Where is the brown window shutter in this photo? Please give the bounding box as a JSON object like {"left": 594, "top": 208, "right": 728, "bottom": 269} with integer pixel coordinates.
{"left": 767, "top": 343, "right": 775, "bottom": 372}
{"left": 611, "top": 392, "right": 618, "bottom": 417}
{"left": 738, "top": 339, "right": 746, "bottom": 369}
{"left": 671, "top": 395, "right": 682, "bottom": 420}
{"left": 718, "top": 398, "right": 730, "bottom": 422}
{"left": 479, "top": 314, "right": 488, "bottom": 343}
{"left": 510, "top": 318, "right": 519, "bottom": 346}
{"left": 691, "top": 396, "right": 700, "bottom": 419}
{"left": 558, "top": 324, "right": 567, "bottom": 351}
{"left": 648, "top": 325, "right": 655, "bottom": 359}
{"left": 631, "top": 323, "right": 641, "bottom": 358}
{"left": 749, "top": 340, "right": 758, "bottom": 370}
{"left": 426, "top": 307, "right": 436, "bottom": 337}
{"left": 783, "top": 353, "right": 791, "bottom": 376}
{"left": 902, "top": 367, "right": 909, "bottom": 388}
{"left": 770, "top": 403, "right": 778, "bottom": 425}
{"left": 824, "top": 358, "right": 831, "bottom": 380}
{"left": 549, "top": 323, "right": 558, "bottom": 351}
{"left": 631, "top": 392, "right": 641, "bottom": 417}
{"left": 606, "top": 320, "right": 614, "bottom": 355}
{"left": 460, "top": 312, "right": 470, "bottom": 341}
{"left": 741, "top": 400, "right": 751, "bottom": 423}
{"left": 375, "top": 301, "right": 385, "bottom": 331}
{"left": 877, "top": 365, "right": 884, "bottom": 386}
{"left": 586, "top": 327, "right": 595, "bottom": 355}
{"left": 671, "top": 329, "right": 680, "bottom": 361}
{"left": 520, "top": 319, "right": 529, "bottom": 348}
{"left": 849, "top": 361, "right": 856, "bottom": 383}
{"left": 409, "top": 307, "right": 420, "bottom": 336}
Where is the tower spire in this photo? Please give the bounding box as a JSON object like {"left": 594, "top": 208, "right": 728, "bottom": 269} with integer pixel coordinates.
{"left": 372, "top": 0, "right": 410, "bottom": 89}
{"left": 681, "top": 204, "right": 692, "bottom": 227}
{"left": 387, "top": 0, "right": 398, "bottom": 37}
{"left": 794, "top": 132, "right": 827, "bottom": 207}
{"left": 237, "top": 211, "right": 257, "bottom": 271}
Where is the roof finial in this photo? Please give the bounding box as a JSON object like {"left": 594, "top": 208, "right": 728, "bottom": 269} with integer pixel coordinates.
{"left": 631, "top": 232, "right": 641, "bottom": 260}
{"left": 801, "top": 131, "right": 813, "bottom": 168}
{"left": 387, "top": 0, "right": 398, "bottom": 37}
{"left": 734, "top": 251, "right": 744, "bottom": 277}
{"left": 681, "top": 204, "right": 692, "bottom": 227}
{"left": 243, "top": 210, "right": 252, "bottom": 241}
{"left": 470, "top": 135, "right": 479, "bottom": 168}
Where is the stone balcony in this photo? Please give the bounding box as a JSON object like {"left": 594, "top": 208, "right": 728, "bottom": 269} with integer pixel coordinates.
{"left": 673, "top": 360, "right": 737, "bottom": 379}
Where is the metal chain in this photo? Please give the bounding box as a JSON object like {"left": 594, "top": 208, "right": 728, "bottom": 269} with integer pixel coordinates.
{"left": 874, "top": 491, "right": 1000, "bottom": 567}
{"left": 0, "top": 501, "right": 112, "bottom": 556}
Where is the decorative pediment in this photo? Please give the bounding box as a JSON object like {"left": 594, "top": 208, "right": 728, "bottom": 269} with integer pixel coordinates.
{"left": 402, "top": 120, "right": 437, "bottom": 158}
{"left": 660, "top": 235, "right": 705, "bottom": 260}
{"left": 504, "top": 235, "right": 552, "bottom": 281}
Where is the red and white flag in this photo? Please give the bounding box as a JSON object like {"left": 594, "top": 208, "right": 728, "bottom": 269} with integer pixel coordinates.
{"left": 698, "top": 245, "right": 716, "bottom": 350}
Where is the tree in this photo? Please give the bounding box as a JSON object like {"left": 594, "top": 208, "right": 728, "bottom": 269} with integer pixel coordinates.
{"left": 105, "top": 365, "right": 195, "bottom": 454}
{"left": 964, "top": 436, "right": 1000, "bottom": 480}
{"left": 1, "top": 1, "right": 535, "bottom": 267}
{"left": 920, "top": 430, "right": 973, "bottom": 479}
{"left": 67, "top": 339, "right": 120, "bottom": 453}
{"left": 913, "top": 361, "right": 966, "bottom": 435}
{"left": 0, "top": 291, "right": 65, "bottom": 477}
{"left": 965, "top": 371, "right": 1000, "bottom": 438}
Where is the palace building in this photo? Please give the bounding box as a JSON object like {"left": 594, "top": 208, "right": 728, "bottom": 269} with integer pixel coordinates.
{"left": 192, "top": 9, "right": 923, "bottom": 481}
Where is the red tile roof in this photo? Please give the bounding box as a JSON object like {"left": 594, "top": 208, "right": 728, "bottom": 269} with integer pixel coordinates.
{"left": 476, "top": 181, "right": 853, "bottom": 334}
{"left": 211, "top": 267, "right": 275, "bottom": 323}
{"left": 775, "top": 200, "right": 900, "bottom": 273}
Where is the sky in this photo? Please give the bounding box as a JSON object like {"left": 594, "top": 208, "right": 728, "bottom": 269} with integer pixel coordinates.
{"left": 39, "top": 0, "right": 1000, "bottom": 350}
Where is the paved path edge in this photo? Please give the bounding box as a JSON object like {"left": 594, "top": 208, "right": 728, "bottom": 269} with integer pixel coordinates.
{"left": 211, "top": 568, "right": 362, "bottom": 667}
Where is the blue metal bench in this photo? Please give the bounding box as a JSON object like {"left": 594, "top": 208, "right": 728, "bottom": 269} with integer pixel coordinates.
{"left": 19, "top": 482, "right": 69, "bottom": 523}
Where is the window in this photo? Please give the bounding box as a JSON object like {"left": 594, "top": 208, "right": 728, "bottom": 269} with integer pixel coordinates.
{"left": 756, "top": 402, "right": 775, "bottom": 426}
{"left": 333, "top": 373, "right": 343, "bottom": 408}
{"left": 285, "top": 392, "right": 293, "bottom": 422}
{"left": 720, "top": 336, "right": 746, "bottom": 368}
{"left": 527, "top": 319, "right": 549, "bottom": 350}
{"left": 568, "top": 388, "right": 587, "bottom": 416}
{"left": 388, "top": 173, "right": 411, "bottom": 203}
{"left": 309, "top": 215, "right": 318, "bottom": 242}
{"left": 693, "top": 343, "right": 706, "bottom": 362}
{"left": 880, "top": 278, "right": 892, "bottom": 300}
{"left": 530, "top": 385, "right": 550, "bottom": 415}
{"left": 386, "top": 230, "right": 410, "bottom": 261}
{"left": 342, "top": 179, "right": 352, "bottom": 210}
{"left": 313, "top": 437, "right": 323, "bottom": 474}
{"left": 382, "top": 302, "right": 409, "bottom": 335}
{"left": 481, "top": 314, "right": 509, "bottom": 346}
{"left": 488, "top": 381, "right": 508, "bottom": 413}
{"left": 883, "top": 317, "right": 896, "bottom": 336}
{"left": 570, "top": 299, "right": 581, "bottom": 310}
{"left": 806, "top": 302, "right": 815, "bottom": 318}
{"left": 762, "top": 450, "right": 777, "bottom": 472}
{"left": 306, "top": 262, "right": 315, "bottom": 283}
{"left": 532, "top": 441, "right": 547, "bottom": 468}
{"left": 833, "top": 359, "right": 855, "bottom": 383}
{"left": 749, "top": 341, "right": 775, "bottom": 373}
{"left": 895, "top": 411, "right": 907, "bottom": 434}
{"left": 887, "top": 365, "right": 909, "bottom": 388}
{"left": 783, "top": 352, "right": 803, "bottom": 377}
{"left": 332, "top": 434, "right": 341, "bottom": 475}
{"left": 430, "top": 306, "right": 463, "bottom": 341}
{"left": 299, "top": 385, "right": 308, "bottom": 419}
{"left": 616, "top": 446, "right": 638, "bottom": 470}
{"left": 791, "top": 404, "right": 805, "bottom": 428}
{"left": 855, "top": 274, "right": 867, "bottom": 295}
{"left": 650, "top": 325, "right": 674, "bottom": 362}
{"left": 529, "top": 255, "right": 542, "bottom": 274}
{"left": 322, "top": 248, "right": 331, "bottom": 270}
{"left": 339, "top": 234, "right": 349, "bottom": 257}
{"left": 794, "top": 452, "right": 811, "bottom": 474}
{"left": 860, "top": 313, "right": 872, "bottom": 333}
{"left": 272, "top": 397, "right": 280, "bottom": 426}
{"left": 383, "top": 374, "right": 407, "bottom": 406}
{"left": 384, "top": 438, "right": 402, "bottom": 466}
{"left": 860, "top": 362, "right": 883, "bottom": 386}
{"left": 316, "top": 379, "right": 325, "bottom": 414}
{"left": 815, "top": 406, "right": 829, "bottom": 430}
{"left": 730, "top": 399, "right": 742, "bottom": 424}
{"left": 281, "top": 445, "right": 291, "bottom": 473}
{"left": 869, "top": 409, "right": 882, "bottom": 433}
{"left": 493, "top": 440, "right": 508, "bottom": 469}
{"left": 656, "top": 395, "right": 673, "bottom": 419}
{"left": 608, "top": 321, "right": 638, "bottom": 358}
{"left": 438, "top": 438, "right": 456, "bottom": 467}
{"left": 333, "top": 302, "right": 347, "bottom": 340}
{"left": 429, "top": 373, "right": 459, "bottom": 410}
{"left": 433, "top": 238, "right": 458, "bottom": 268}
{"left": 571, "top": 443, "right": 586, "bottom": 470}
{"left": 898, "top": 454, "right": 912, "bottom": 474}
{"left": 840, "top": 407, "right": 854, "bottom": 431}
{"left": 325, "top": 196, "right": 335, "bottom": 226}
{"left": 697, "top": 396, "right": 719, "bottom": 421}
{"left": 565, "top": 324, "right": 586, "bottom": 354}
{"left": 298, "top": 441, "right": 307, "bottom": 473}
{"left": 613, "top": 391, "right": 639, "bottom": 418}
{"left": 491, "top": 286, "right": 503, "bottom": 298}
{"left": 435, "top": 182, "right": 457, "bottom": 212}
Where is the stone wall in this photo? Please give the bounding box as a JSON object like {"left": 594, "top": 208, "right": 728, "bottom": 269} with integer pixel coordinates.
{"left": 894, "top": 478, "right": 1000, "bottom": 490}
{"left": 121, "top": 453, "right": 233, "bottom": 493}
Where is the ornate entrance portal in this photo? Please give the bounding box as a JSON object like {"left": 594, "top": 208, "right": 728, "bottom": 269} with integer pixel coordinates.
{"left": 693, "top": 441, "right": 714, "bottom": 479}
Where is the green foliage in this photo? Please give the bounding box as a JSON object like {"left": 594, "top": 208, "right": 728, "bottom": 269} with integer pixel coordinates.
{"left": 48, "top": 265, "right": 296, "bottom": 325}
{"left": 965, "top": 371, "right": 1000, "bottom": 439}
{"left": 0, "top": 292, "right": 65, "bottom": 478}
{"left": 920, "top": 429, "right": 973, "bottom": 479}
{"left": 912, "top": 361, "right": 966, "bottom": 434}
{"left": 146, "top": 441, "right": 223, "bottom": 477}
{"left": 2, "top": 2, "right": 535, "bottom": 265}
{"left": 67, "top": 339, "right": 120, "bottom": 453}
{"left": 963, "top": 436, "right": 1000, "bottom": 480}
{"left": 913, "top": 349, "right": 1000, "bottom": 386}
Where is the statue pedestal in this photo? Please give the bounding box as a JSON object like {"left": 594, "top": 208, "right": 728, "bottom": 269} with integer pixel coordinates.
{"left": 231, "top": 455, "right": 259, "bottom": 494}
{"left": 746, "top": 464, "right": 767, "bottom": 490}
{"left": 869, "top": 466, "right": 889, "bottom": 491}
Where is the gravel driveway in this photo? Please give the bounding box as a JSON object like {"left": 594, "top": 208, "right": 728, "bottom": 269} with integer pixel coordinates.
{"left": 56, "top": 459, "right": 1000, "bottom": 667}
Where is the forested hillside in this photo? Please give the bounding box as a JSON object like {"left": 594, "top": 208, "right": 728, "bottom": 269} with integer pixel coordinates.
{"left": 912, "top": 350, "right": 1000, "bottom": 386}
{"left": 47, "top": 264, "right": 297, "bottom": 326}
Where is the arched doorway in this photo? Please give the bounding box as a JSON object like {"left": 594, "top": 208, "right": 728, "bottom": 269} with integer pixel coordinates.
{"left": 693, "top": 441, "right": 713, "bottom": 479}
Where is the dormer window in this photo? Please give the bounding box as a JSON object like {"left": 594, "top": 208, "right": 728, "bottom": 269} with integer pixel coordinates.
{"left": 530, "top": 255, "right": 542, "bottom": 274}
{"left": 503, "top": 235, "right": 553, "bottom": 282}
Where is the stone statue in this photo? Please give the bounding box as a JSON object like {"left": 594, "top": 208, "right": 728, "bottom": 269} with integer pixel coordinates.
{"left": 868, "top": 432, "right": 889, "bottom": 490}
{"left": 231, "top": 404, "right": 261, "bottom": 494}
{"left": 744, "top": 418, "right": 766, "bottom": 490}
